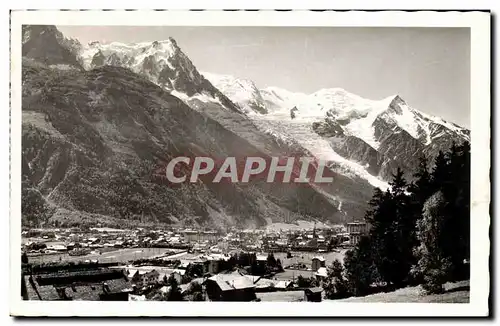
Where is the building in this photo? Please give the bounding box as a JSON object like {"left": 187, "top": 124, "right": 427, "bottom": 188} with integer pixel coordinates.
{"left": 183, "top": 230, "right": 199, "bottom": 243}
{"left": 304, "top": 287, "right": 323, "bottom": 302}
{"left": 169, "top": 269, "right": 186, "bottom": 284}
{"left": 131, "top": 270, "right": 159, "bottom": 288}
{"left": 254, "top": 254, "right": 268, "bottom": 271}
{"left": 23, "top": 269, "right": 132, "bottom": 301}
{"left": 129, "top": 294, "right": 146, "bottom": 301}
{"left": 253, "top": 278, "right": 295, "bottom": 292}
{"left": 206, "top": 257, "right": 220, "bottom": 275}
{"left": 183, "top": 230, "right": 219, "bottom": 243}
{"left": 311, "top": 256, "right": 326, "bottom": 272}
{"left": 346, "top": 221, "right": 368, "bottom": 246}
{"left": 203, "top": 274, "right": 257, "bottom": 301}
{"left": 46, "top": 244, "right": 67, "bottom": 252}
{"left": 314, "top": 267, "right": 328, "bottom": 287}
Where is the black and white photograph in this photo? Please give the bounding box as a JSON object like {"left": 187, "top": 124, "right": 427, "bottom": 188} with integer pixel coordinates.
{"left": 9, "top": 10, "right": 490, "bottom": 317}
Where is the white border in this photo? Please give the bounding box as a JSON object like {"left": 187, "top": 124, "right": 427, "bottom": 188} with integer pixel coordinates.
{"left": 9, "top": 10, "right": 491, "bottom": 317}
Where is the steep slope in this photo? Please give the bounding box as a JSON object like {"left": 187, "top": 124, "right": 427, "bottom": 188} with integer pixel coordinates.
{"left": 80, "top": 39, "right": 241, "bottom": 114}
{"left": 251, "top": 109, "right": 390, "bottom": 190}
{"left": 23, "top": 61, "right": 350, "bottom": 229}
{"left": 316, "top": 93, "right": 470, "bottom": 180}
{"left": 22, "top": 26, "right": 371, "bottom": 229}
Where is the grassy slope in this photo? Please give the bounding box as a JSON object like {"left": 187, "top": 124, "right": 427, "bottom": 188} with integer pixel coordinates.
{"left": 334, "top": 280, "right": 470, "bottom": 303}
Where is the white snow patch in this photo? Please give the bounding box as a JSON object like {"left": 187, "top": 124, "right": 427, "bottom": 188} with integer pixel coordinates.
{"left": 171, "top": 90, "right": 223, "bottom": 107}
{"left": 251, "top": 111, "right": 389, "bottom": 190}
{"left": 259, "top": 87, "right": 394, "bottom": 150}
{"left": 421, "top": 112, "right": 470, "bottom": 142}
{"left": 203, "top": 72, "right": 266, "bottom": 114}
{"left": 386, "top": 100, "right": 421, "bottom": 139}
{"left": 201, "top": 72, "right": 468, "bottom": 190}
{"left": 80, "top": 39, "right": 180, "bottom": 79}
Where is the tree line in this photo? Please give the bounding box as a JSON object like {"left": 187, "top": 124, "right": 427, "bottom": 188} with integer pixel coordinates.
{"left": 324, "top": 142, "right": 470, "bottom": 298}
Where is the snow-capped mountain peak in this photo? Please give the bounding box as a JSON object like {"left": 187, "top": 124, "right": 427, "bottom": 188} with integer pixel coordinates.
{"left": 80, "top": 38, "right": 202, "bottom": 92}
{"left": 201, "top": 72, "right": 267, "bottom": 114}
{"left": 75, "top": 38, "right": 243, "bottom": 114}
{"left": 204, "top": 71, "right": 469, "bottom": 185}
{"left": 259, "top": 84, "right": 469, "bottom": 148}
{"left": 259, "top": 86, "right": 308, "bottom": 111}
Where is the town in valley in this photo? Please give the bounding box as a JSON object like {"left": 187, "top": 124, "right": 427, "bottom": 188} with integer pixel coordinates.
{"left": 22, "top": 221, "right": 366, "bottom": 302}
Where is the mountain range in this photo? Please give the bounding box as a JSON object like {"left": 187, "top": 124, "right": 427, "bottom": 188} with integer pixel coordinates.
{"left": 204, "top": 73, "right": 470, "bottom": 183}
{"left": 20, "top": 25, "right": 470, "bottom": 229}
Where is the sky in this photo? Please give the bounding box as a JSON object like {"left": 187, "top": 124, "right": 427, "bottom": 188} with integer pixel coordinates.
{"left": 58, "top": 26, "right": 470, "bottom": 128}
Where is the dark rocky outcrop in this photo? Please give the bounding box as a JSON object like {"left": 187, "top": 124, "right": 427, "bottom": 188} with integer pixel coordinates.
{"left": 22, "top": 25, "right": 82, "bottom": 68}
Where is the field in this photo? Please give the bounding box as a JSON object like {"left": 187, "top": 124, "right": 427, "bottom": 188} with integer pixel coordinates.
{"left": 334, "top": 280, "right": 470, "bottom": 303}
{"left": 27, "top": 247, "right": 180, "bottom": 264}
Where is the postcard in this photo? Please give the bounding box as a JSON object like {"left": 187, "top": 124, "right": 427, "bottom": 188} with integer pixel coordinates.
{"left": 9, "top": 9, "right": 491, "bottom": 317}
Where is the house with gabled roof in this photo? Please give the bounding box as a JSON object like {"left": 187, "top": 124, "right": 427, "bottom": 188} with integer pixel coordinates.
{"left": 131, "top": 269, "right": 159, "bottom": 288}
{"left": 203, "top": 274, "right": 256, "bottom": 301}
{"left": 23, "top": 269, "right": 132, "bottom": 301}
{"left": 311, "top": 256, "right": 326, "bottom": 272}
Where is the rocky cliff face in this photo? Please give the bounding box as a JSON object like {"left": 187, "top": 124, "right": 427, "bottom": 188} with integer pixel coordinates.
{"left": 79, "top": 38, "right": 241, "bottom": 113}
{"left": 318, "top": 94, "right": 470, "bottom": 180}
{"left": 22, "top": 25, "right": 82, "bottom": 68}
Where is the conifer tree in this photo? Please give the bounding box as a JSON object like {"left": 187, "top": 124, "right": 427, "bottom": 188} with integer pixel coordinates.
{"left": 441, "top": 141, "right": 471, "bottom": 279}
{"left": 431, "top": 150, "right": 450, "bottom": 193}
{"left": 166, "top": 276, "right": 183, "bottom": 301}
{"left": 370, "top": 168, "right": 413, "bottom": 287}
{"left": 363, "top": 187, "right": 395, "bottom": 286}
{"left": 344, "top": 141, "right": 471, "bottom": 295}
{"left": 323, "top": 259, "right": 349, "bottom": 299}
{"left": 410, "top": 155, "right": 433, "bottom": 205}
{"left": 391, "top": 168, "right": 415, "bottom": 281}
{"left": 344, "top": 237, "right": 379, "bottom": 296}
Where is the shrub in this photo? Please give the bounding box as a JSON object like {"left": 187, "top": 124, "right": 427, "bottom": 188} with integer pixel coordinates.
{"left": 323, "top": 259, "right": 350, "bottom": 299}
{"left": 414, "top": 191, "right": 453, "bottom": 294}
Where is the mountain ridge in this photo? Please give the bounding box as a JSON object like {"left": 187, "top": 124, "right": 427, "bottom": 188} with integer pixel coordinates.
{"left": 203, "top": 71, "right": 469, "bottom": 182}
{"left": 20, "top": 25, "right": 469, "bottom": 229}
{"left": 22, "top": 25, "right": 373, "bottom": 229}
{"left": 68, "top": 35, "right": 243, "bottom": 116}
